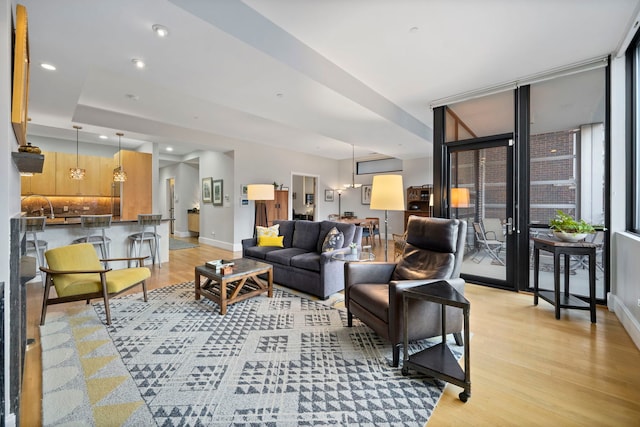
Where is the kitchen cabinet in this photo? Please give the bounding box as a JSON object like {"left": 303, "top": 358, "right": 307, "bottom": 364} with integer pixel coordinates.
{"left": 99, "top": 157, "right": 115, "bottom": 196}
{"left": 55, "top": 152, "right": 80, "bottom": 195}
{"left": 76, "top": 154, "right": 101, "bottom": 195}
{"left": 21, "top": 151, "right": 56, "bottom": 195}
{"left": 117, "top": 150, "right": 152, "bottom": 220}
{"left": 266, "top": 190, "right": 288, "bottom": 226}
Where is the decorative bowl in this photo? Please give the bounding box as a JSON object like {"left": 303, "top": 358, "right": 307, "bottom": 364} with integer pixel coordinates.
{"left": 553, "top": 231, "right": 588, "bottom": 242}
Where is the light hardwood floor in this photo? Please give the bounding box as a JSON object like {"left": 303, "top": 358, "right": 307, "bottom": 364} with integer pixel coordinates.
{"left": 21, "top": 237, "right": 640, "bottom": 426}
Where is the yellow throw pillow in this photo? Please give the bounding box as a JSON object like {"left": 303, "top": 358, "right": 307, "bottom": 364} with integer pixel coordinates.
{"left": 258, "top": 235, "right": 284, "bottom": 247}
{"left": 256, "top": 224, "right": 280, "bottom": 238}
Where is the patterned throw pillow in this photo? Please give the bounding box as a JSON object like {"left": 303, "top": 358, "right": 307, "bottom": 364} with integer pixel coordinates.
{"left": 322, "top": 227, "right": 344, "bottom": 252}
{"left": 256, "top": 224, "right": 280, "bottom": 238}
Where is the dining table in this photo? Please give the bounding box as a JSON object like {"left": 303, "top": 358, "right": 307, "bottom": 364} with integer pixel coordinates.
{"left": 337, "top": 217, "right": 371, "bottom": 226}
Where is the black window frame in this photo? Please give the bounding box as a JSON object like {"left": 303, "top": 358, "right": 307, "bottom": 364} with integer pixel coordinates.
{"left": 627, "top": 30, "right": 640, "bottom": 234}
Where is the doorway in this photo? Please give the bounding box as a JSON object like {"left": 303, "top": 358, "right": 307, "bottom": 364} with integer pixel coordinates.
{"left": 291, "top": 174, "right": 317, "bottom": 221}
{"left": 446, "top": 134, "right": 516, "bottom": 290}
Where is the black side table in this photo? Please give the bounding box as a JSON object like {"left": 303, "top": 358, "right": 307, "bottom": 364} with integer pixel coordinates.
{"left": 532, "top": 236, "right": 597, "bottom": 323}
{"left": 401, "top": 280, "right": 471, "bottom": 402}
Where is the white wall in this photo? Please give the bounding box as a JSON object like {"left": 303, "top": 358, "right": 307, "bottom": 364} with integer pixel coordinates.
{"left": 334, "top": 155, "right": 433, "bottom": 239}
{"left": 609, "top": 55, "right": 640, "bottom": 349}
{"left": 198, "top": 150, "right": 236, "bottom": 250}
{"left": 233, "top": 143, "right": 340, "bottom": 249}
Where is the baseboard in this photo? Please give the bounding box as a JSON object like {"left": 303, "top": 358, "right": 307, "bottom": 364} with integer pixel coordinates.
{"left": 609, "top": 293, "right": 640, "bottom": 350}
{"left": 4, "top": 413, "right": 16, "bottom": 427}
{"left": 198, "top": 236, "right": 237, "bottom": 252}
{"left": 173, "top": 231, "right": 195, "bottom": 238}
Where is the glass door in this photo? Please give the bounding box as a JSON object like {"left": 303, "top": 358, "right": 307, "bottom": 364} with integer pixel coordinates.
{"left": 448, "top": 135, "right": 516, "bottom": 290}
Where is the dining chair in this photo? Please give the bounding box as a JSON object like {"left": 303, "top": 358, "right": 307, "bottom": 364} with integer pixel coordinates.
{"left": 365, "top": 217, "right": 382, "bottom": 246}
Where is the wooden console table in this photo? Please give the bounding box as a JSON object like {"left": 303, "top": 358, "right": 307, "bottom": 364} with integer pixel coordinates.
{"left": 532, "top": 236, "right": 597, "bottom": 323}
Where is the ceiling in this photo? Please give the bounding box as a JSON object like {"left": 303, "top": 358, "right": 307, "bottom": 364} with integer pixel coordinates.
{"left": 19, "top": 0, "right": 640, "bottom": 164}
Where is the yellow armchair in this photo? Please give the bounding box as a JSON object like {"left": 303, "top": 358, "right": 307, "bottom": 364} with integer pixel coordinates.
{"left": 40, "top": 243, "right": 151, "bottom": 325}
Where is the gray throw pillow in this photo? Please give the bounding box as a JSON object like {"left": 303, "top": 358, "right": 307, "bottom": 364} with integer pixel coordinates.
{"left": 322, "top": 227, "right": 344, "bottom": 252}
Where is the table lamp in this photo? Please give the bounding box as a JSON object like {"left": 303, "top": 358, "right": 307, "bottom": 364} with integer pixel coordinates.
{"left": 247, "top": 184, "right": 275, "bottom": 236}
{"left": 370, "top": 174, "right": 405, "bottom": 261}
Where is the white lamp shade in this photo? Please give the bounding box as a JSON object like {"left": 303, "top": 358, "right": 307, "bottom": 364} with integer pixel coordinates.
{"left": 370, "top": 175, "right": 405, "bottom": 211}
{"left": 450, "top": 187, "right": 470, "bottom": 208}
{"left": 247, "top": 184, "right": 275, "bottom": 201}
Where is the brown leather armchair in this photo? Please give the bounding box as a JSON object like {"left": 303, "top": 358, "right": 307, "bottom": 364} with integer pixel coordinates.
{"left": 345, "top": 216, "right": 467, "bottom": 367}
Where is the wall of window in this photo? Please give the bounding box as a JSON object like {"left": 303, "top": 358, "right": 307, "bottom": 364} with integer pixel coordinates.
{"left": 630, "top": 39, "right": 640, "bottom": 233}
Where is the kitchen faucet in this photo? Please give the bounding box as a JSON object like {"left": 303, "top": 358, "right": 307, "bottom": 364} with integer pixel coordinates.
{"left": 21, "top": 194, "right": 55, "bottom": 219}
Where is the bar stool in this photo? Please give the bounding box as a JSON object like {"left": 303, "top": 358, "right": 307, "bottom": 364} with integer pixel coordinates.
{"left": 22, "top": 216, "right": 48, "bottom": 274}
{"left": 72, "top": 215, "right": 112, "bottom": 262}
{"left": 128, "top": 214, "right": 162, "bottom": 268}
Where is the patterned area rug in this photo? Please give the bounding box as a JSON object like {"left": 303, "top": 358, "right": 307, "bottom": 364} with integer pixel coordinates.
{"left": 41, "top": 282, "right": 461, "bottom": 426}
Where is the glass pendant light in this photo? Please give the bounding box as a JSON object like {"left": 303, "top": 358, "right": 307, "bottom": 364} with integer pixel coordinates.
{"left": 113, "top": 132, "right": 127, "bottom": 182}
{"left": 69, "top": 125, "right": 86, "bottom": 180}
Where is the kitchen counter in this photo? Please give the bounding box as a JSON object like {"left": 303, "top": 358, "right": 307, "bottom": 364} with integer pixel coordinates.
{"left": 29, "top": 217, "right": 170, "bottom": 266}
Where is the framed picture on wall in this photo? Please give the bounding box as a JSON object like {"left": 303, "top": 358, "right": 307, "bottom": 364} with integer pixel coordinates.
{"left": 361, "top": 184, "right": 372, "bottom": 205}
{"left": 325, "top": 189, "right": 334, "bottom": 202}
{"left": 212, "top": 179, "right": 223, "bottom": 206}
{"left": 202, "top": 177, "right": 213, "bottom": 203}
{"left": 240, "top": 184, "right": 248, "bottom": 198}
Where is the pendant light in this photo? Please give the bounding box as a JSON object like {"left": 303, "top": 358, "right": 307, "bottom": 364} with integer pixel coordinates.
{"left": 69, "top": 125, "right": 86, "bottom": 180}
{"left": 113, "top": 132, "right": 127, "bottom": 182}
{"left": 343, "top": 144, "right": 362, "bottom": 189}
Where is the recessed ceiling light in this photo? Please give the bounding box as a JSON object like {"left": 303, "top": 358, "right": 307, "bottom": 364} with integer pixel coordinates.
{"left": 40, "top": 63, "right": 56, "bottom": 71}
{"left": 152, "top": 24, "right": 169, "bottom": 37}
{"left": 99, "top": 135, "right": 108, "bottom": 140}
{"left": 131, "top": 58, "right": 145, "bottom": 69}
{"left": 166, "top": 147, "right": 173, "bottom": 152}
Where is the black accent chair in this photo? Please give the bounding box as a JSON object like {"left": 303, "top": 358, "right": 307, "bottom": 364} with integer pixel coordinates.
{"left": 345, "top": 216, "right": 467, "bottom": 367}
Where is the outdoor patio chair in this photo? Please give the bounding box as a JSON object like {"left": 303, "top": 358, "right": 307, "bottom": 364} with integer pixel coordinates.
{"left": 472, "top": 222, "right": 505, "bottom": 266}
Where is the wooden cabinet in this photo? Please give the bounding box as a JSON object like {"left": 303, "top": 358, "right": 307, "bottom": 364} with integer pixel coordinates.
{"left": 55, "top": 152, "right": 80, "bottom": 195}
{"left": 266, "top": 190, "right": 288, "bottom": 226}
{"left": 188, "top": 213, "right": 199, "bottom": 233}
{"left": 21, "top": 151, "right": 116, "bottom": 197}
{"left": 76, "top": 154, "right": 101, "bottom": 195}
{"left": 21, "top": 151, "right": 56, "bottom": 195}
{"left": 404, "top": 185, "right": 432, "bottom": 230}
{"left": 118, "top": 150, "right": 152, "bottom": 220}
{"left": 99, "top": 157, "right": 115, "bottom": 196}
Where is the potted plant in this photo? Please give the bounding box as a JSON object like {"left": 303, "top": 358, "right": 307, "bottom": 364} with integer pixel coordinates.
{"left": 549, "top": 210, "right": 595, "bottom": 242}
{"left": 349, "top": 242, "right": 358, "bottom": 255}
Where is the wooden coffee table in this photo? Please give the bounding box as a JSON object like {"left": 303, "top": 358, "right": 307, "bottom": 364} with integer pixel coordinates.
{"left": 194, "top": 258, "right": 273, "bottom": 315}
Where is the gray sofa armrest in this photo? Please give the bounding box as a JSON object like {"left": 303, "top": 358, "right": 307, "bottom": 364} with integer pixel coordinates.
{"left": 241, "top": 238, "right": 257, "bottom": 255}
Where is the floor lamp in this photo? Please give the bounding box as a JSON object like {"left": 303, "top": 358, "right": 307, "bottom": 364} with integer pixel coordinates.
{"left": 247, "top": 184, "right": 275, "bottom": 236}
{"left": 370, "top": 175, "right": 405, "bottom": 261}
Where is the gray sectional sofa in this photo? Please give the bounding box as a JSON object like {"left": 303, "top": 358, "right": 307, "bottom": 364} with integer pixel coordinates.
{"left": 241, "top": 219, "right": 363, "bottom": 299}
